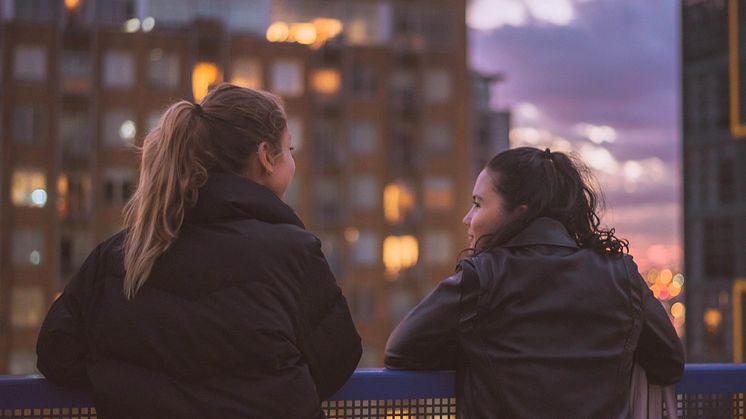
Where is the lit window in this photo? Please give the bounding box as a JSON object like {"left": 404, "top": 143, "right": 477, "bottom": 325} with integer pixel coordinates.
{"left": 147, "top": 48, "right": 180, "bottom": 89}
{"left": 192, "top": 62, "right": 222, "bottom": 102}
{"left": 271, "top": 59, "right": 304, "bottom": 97}
{"left": 12, "top": 228, "right": 45, "bottom": 267}
{"left": 11, "top": 168, "right": 47, "bottom": 208}
{"left": 350, "top": 175, "right": 379, "bottom": 210}
{"left": 9, "top": 352, "right": 36, "bottom": 375}
{"left": 11, "top": 287, "right": 45, "bottom": 329}
{"left": 350, "top": 120, "right": 377, "bottom": 154}
{"left": 103, "top": 168, "right": 136, "bottom": 206}
{"left": 424, "top": 230, "right": 453, "bottom": 264}
{"left": 102, "top": 50, "right": 135, "bottom": 88}
{"left": 424, "top": 122, "right": 452, "bottom": 154}
{"left": 383, "top": 235, "right": 419, "bottom": 277}
{"left": 103, "top": 109, "right": 137, "bottom": 147}
{"left": 231, "top": 57, "right": 263, "bottom": 89}
{"left": 60, "top": 110, "right": 90, "bottom": 158}
{"left": 13, "top": 106, "right": 46, "bottom": 145}
{"left": 424, "top": 68, "right": 451, "bottom": 104}
{"left": 286, "top": 116, "right": 304, "bottom": 152}
{"left": 57, "top": 172, "right": 92, "bottom": 221}
{"left": 424, "top": 176, "right": 453, "bottom": 211}
{"left": 383, "top": 181, "right": 416, "bottom": 223}
{"left": 311, "top": 69, "right": 341, "bottom": 95}
{"left": 14, "top": 45, "right": 47, "bottom": 82}
{"left": 351, "top": 230, "right": 379, "bottom": 265}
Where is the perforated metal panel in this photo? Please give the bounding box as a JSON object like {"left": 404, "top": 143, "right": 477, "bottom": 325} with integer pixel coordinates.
{"left": 1, "top": 407, "right": 96, "bottom": 419}
{"left": 322, "top": 398, "right": 457, "bottom": 419}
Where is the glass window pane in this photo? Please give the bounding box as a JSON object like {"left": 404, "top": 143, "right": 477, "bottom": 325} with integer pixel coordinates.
{"left": 351, "top": 230, "right": 379, "bottom": 265}
{"left": 12, "top": 228, "right": 45, "bottom": 266}
{"left": 424, "top": 230, "right": 453, "bottom": 264}
{"left": 424, "top": 176, "right": 453, "bottom": 211}
{"left": 58, "top": 172, "right": 92, "bottom": 222}
{"left": 61, "top": 49, "right": 92, "bottom": 93}
{"left": 103, "top": 50, "right": 135, "bottom": 88}
{"left": 424, "top": 68, "right": 451, "bottom": 104}
{"left": 271, "top": 59, "right": 304, "bottom": 97}
{"left": 10, "top": 287, "right": 45, "bottom": 329}
{"left": 231, "top": 57, "right": 263, "bottom": 89}
{"left": 350, "top": 120, "right": 377, "bottom": 154}
{"left": 103, "top": 109, "right": 137, "bottom": 147}
{"left": 14, "top": 45, "right": 46, "bottom": 81}
{"left": 147, "top": 48, "right": 180, "bottom": 89}
{"left": 350, "top": 175, "right": 379, "bottom": 210}
{"left": 60, "top": 110, "right": 91, "bottom": 158}
{"left": 102, "top": 168, "right": 136, "bottom": 206}
{"left": 12, "top": 105, "right": 46, "bottom": 145}
{"left": 424, "top": 122, "right": 452, "bottom": 154}
{"left": 11, "top": 168, "right": 47, "bottom": 208}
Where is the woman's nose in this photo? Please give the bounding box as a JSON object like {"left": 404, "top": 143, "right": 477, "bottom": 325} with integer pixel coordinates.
{"left": 463, "top": 210, "right": 472, "bottom": 226}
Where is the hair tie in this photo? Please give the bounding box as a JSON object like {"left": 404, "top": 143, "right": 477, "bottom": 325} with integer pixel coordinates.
{"left": 543, "top": 148, "right": 552, "bottom": 159}
{"left": 193, "top": 103, "right": 203, "bottom": 115}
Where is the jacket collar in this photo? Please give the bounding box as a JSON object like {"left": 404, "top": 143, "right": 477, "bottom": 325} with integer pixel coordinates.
{"left": 503, "top": 217, "right": 578, "bottom": 249}
{"left": 184, "top": 172, "right": 304, "bottom": 228}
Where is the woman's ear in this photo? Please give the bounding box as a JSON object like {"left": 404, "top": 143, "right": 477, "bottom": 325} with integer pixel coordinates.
{"left": 256, "top": 141, "right": 275, "bottom": 175}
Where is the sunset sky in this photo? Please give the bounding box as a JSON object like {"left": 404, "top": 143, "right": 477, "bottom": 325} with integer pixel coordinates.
{"left": 467, "top": 0, "right": 680, "bottom": 272}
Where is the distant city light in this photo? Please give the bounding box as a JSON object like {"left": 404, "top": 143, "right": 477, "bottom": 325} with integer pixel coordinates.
{"left": 671, "top": 302, "right": 685, "bottom": 318}
{"left": 119, "top": 120, "right": 136, "bottom": 142}
{"left": 29, "top": 250, "right": 41, "bottom": 266}
{"left": 124, "top": 18, "right": 140, "bottom": 33}
{"left": 291, "top": 23, "right": 318, "bottom": 45}
{"left": 30, "top": 188, "right": 47, "bottom": 207}
{"left": 142, "top": 17, "right": 155, "bottom": 32}
{"left": 64, "top": 0, "right": 81, "bottom": 11}
{"left": 266, "top": 22, "right": 290, "bottom": 43}
{"left": 344, "top": 227, "right": 360, "bottom": 243}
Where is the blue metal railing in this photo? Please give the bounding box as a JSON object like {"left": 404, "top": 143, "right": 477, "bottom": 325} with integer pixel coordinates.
{"left": 1, "top": 365, "right": 745, "bottom": 417}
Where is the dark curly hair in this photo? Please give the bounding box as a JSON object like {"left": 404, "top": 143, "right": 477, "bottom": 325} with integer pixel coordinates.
{"left": 470, "top": 147, "right": 629, "bottom": 257}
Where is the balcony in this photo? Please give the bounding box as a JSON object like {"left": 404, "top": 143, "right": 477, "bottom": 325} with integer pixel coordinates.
{"left": 1, "top": 365, "right": 745, "bottom": 418}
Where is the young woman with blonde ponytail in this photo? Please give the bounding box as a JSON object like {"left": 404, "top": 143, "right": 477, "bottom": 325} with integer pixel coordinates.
{"left": 36, "top": 83, "right": 361, "bottom": 419}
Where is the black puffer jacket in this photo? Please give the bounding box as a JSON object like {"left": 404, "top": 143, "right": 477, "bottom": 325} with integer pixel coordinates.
{"left": 385, "top": 217, "right": 684, "bottom": 419}
{"left": 37, "top": 173, "right": 362, "bottom": 419}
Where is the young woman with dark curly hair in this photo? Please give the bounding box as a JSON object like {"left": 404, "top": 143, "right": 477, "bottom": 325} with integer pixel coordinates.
{"left": 385, "top": 147, "right": 683, "bottom": 419}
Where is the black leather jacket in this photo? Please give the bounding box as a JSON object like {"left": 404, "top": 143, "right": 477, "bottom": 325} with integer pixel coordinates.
{"left": 385, "top": 217, "right": 684, "bottom": 419}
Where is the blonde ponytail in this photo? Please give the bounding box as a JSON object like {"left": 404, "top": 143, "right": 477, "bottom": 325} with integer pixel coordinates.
{"left": 121, "top": 84, "right": 288, "bottom": 299}
{"left": 122, "top": 101, "right": 209, "bottom": 299}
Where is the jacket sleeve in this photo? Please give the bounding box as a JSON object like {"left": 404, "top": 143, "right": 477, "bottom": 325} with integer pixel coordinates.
{"left": 630, "top": 259, "right": 685, "bottom": 385}
{"left": 298, "top": 239, "right": 362, "bottom": 401}
{"left": 384, "top": 266, "right": 477, "bottom": 370}
{"left": 36, "top": 245, "right": 100, "bottom": 387}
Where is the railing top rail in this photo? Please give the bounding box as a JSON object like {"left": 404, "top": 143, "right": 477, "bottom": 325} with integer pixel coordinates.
{"left": 1, "top": 364, "right": 745, "bottom": 409}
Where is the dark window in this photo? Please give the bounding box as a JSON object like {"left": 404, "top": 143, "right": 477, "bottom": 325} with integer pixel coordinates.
{"left": 704, "top": 218, "right": 734, "bottom": 278}
{"left": 717, "top": 158, "right": 734, "bottom": 204}
{"left": 104, "top": 181, "right": 115, "bottom": 204}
